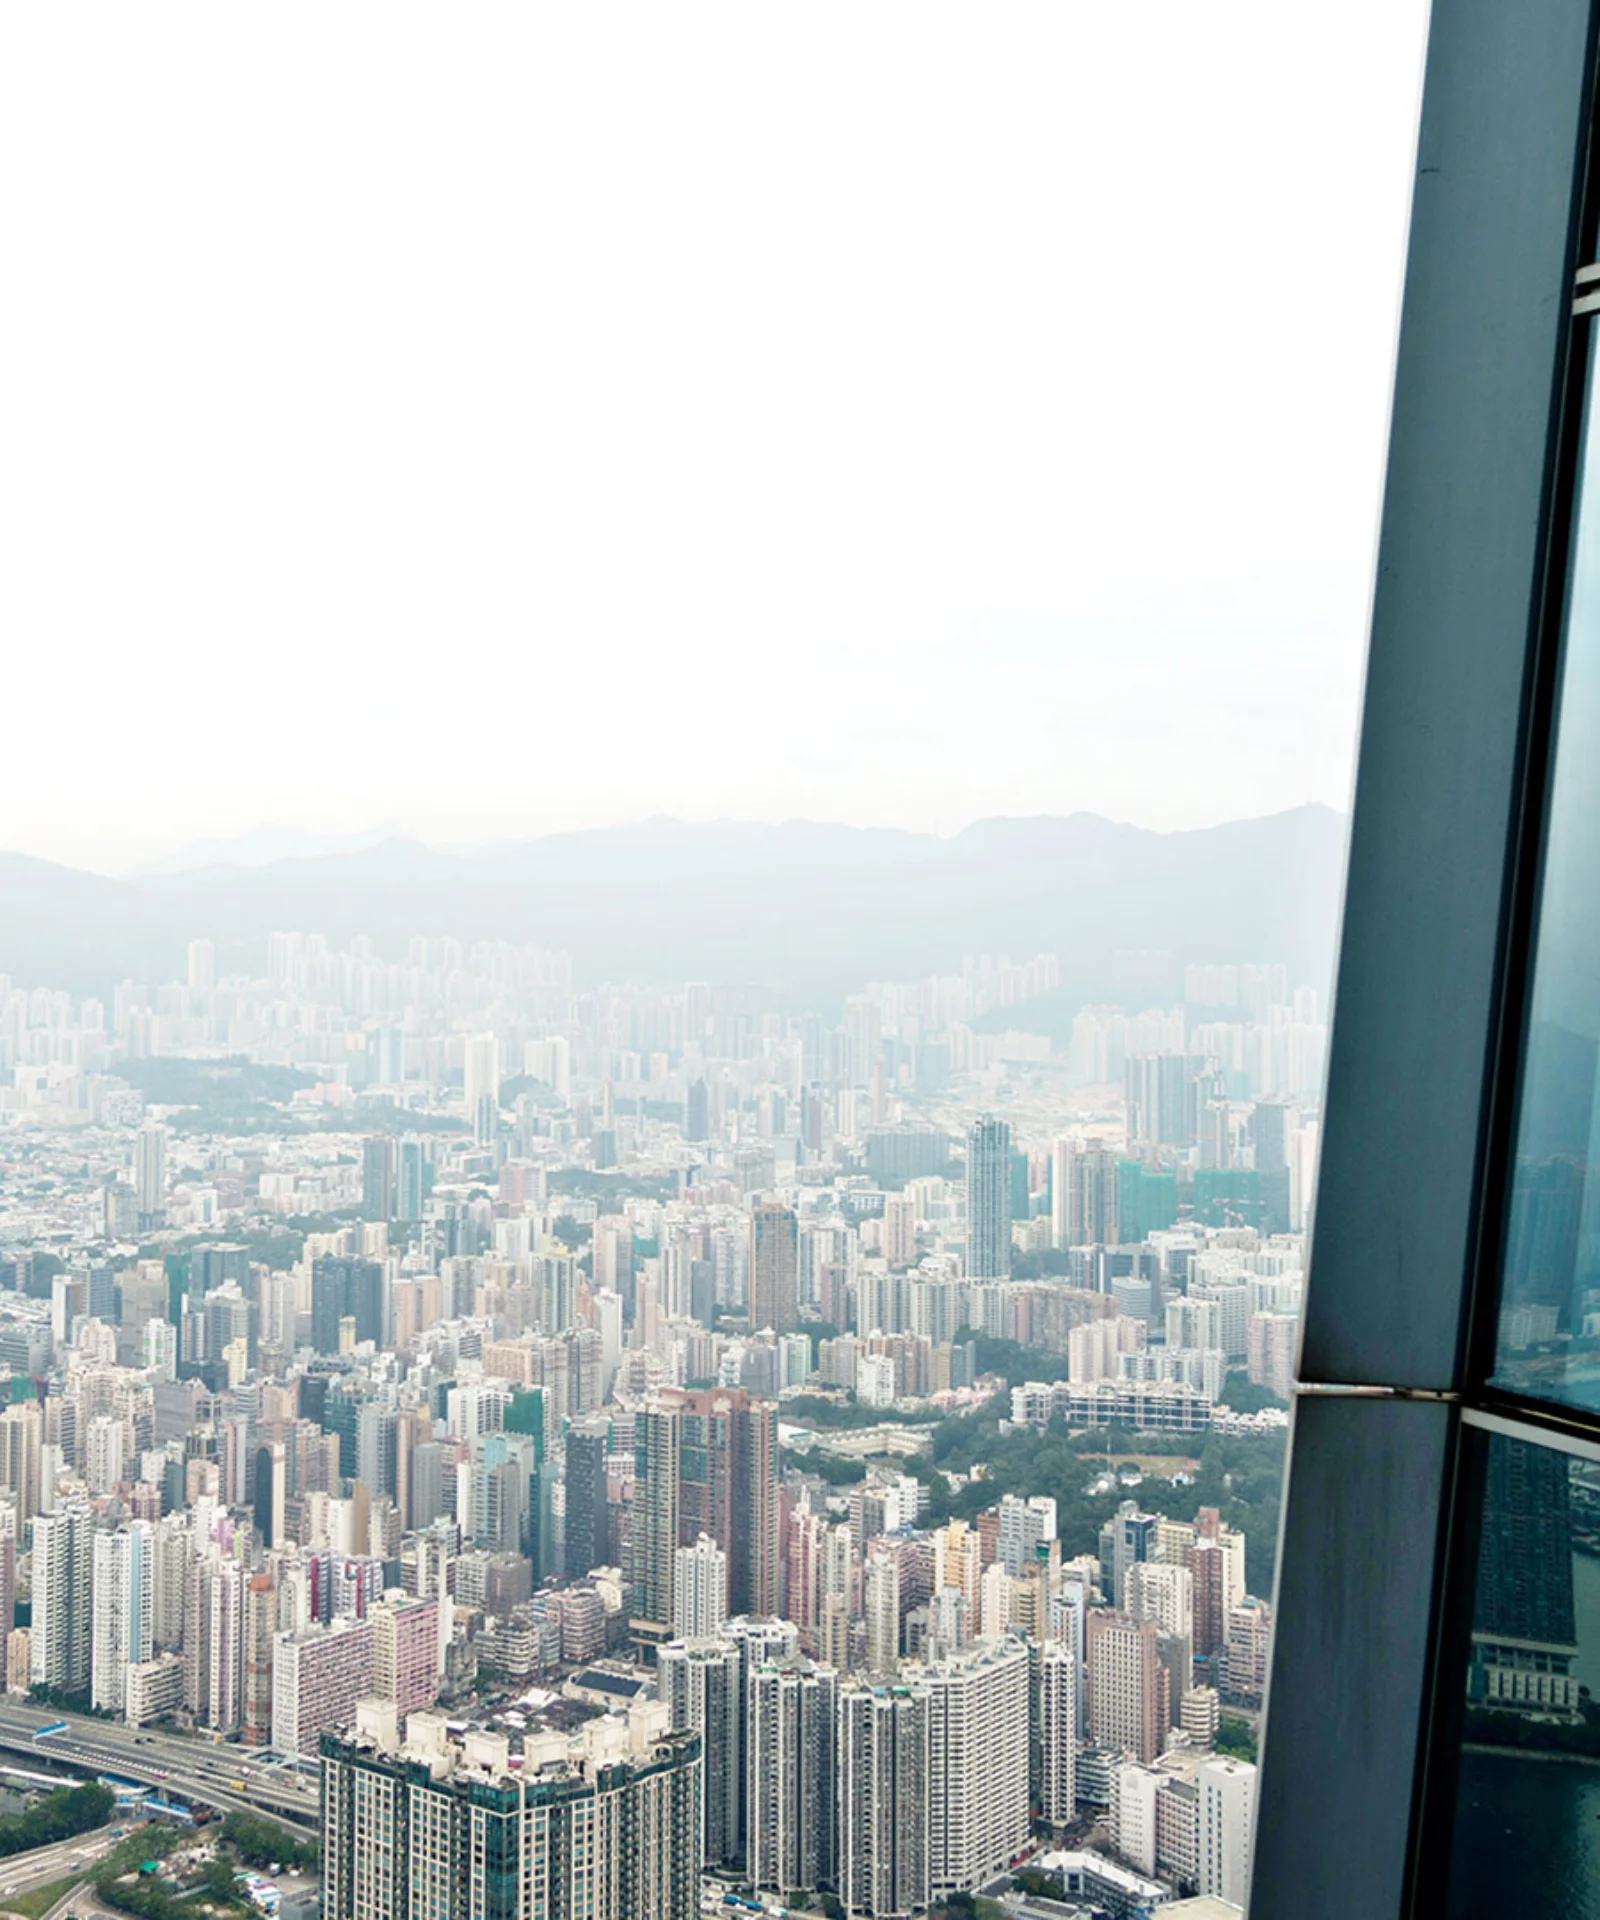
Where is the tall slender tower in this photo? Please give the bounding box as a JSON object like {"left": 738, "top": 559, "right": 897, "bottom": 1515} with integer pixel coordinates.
{"left": 838, "top": 1681, "right": 930, "bottom": 1920}
{"left": 750, "top": 1201, "right": 800, "bottom": 1334}
{"left": 965, "top": 1117, "right": 1012, "bottom": 1280}
{"left": 91, "top": 1522, "right": 153, "bottom": 1716}
{"left": 464, "top": 1033, "right": 500, "bottom": 1146}
{"left": 32, "top": 1504, "right": 92, "bottom": 1695}
{"left": 748, "top": 1657, "right": 837, "bottom": 1895}
{"left": 135, "top": 1124, "right": 167, "bottom": 1228}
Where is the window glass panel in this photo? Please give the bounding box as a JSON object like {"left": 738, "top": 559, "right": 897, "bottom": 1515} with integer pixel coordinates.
{"left": 1444, "top": 1428, "right": 1600, "bottom": 1915}
{"left": 1494, "top": 343, "right": 1600, "bottom": 1410}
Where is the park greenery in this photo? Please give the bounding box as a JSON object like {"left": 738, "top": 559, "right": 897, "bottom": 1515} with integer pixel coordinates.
{"left": 0, "top": 1781, "right": 113, "bottom": 1859}
{"left": 926, "top": 1399, "right": 1288, "bottom": 1587}
{"left": 1217, "top": 1715, "right": 1259, "bottom": 1762}
{"left": 781, "top": 1447, "right": 866, "bottom": 1485}
{"left": 220, "top": 1813, "right": 318, "bottom": 1870}
{"left": 88, "top": 1815, "right": 311, "bottom": 1920}
{"left": 91, "top": 1823, "right": 190, "bottom": 1920}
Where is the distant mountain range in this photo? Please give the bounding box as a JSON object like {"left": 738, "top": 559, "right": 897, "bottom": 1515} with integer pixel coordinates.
{"left": 0, "top": 807, "right": 1348, "bottom": 1014}
{"left": 129, "top": 824, "right": 408, "bottom": 877}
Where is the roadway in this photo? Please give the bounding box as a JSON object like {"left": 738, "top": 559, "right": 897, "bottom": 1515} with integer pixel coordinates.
{"left": 0, "top": 1706, "right": 318, "bottom": 1833}
{"left": 0, "top": 1821, "right": 123, "bottom": 1904}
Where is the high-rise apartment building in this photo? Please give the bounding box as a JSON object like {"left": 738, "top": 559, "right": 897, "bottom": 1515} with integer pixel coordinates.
{"left": 658, "top": 1636, "right": 744, "bottom": 1871}
{"left": 463, "top": 1032, "right": 500, "bottom": 1145}
{"left": 1198, "top": 1755, "right": 1256, "bottom": 1908}
{"left": 864, "top": 1552, "right": 900, "bottom": 1676}
{"left": 1037, "top": 1640, "right": 1078, "bottom": 1829}
{"left": 672, "top": 1533, "right": 728, "bottom": 1640}
{"left": 1051, "top": 1140, "right": 1119, "bottom": 1250}
{"left": 750, "top": 1200, "right": 799, "bottom": 1334}
{"left": 135, "top": 1124, "right": 166, "bottom": 1227}
{"left": 1086, "top": 1612, "right": 1163, "bottom": 1764}
{"left": 31, "top": 1503, "right": 91, "bottom": 1695}
{"left": 837, "top": 1681, "right": 930, "bottom": 1920}
{"left": 274, "top": 1615, "right": 374, "bottom": 1756}
{"left": 922, "top": 1640, "right": 1031, "bottom": 1895}
{"left": 242, "top": 1573, "right": 275, "bottom": 1746}
{"left": 91, "top": 1523, "right": 153, "bottom": 1716}
{"left": 370, "top": 1593, "right": 440, "bottom": 1719}
{"left": 0, "top": 1404, "right": 41, "bottom": 1522}
{"left": 185, "top": 1556, "right": 245, "bottom": 1733}
{"left": 996, "top": 1495, "right": 1057, "bottom": 1578}
{"left": 964, "top": 1118, "right": 1012, "bottom": 1280}
{"left": 747, "top": 1656, "right": 837, "bottom": 1896}
{"left": 321, "top": 1702, "right": 702, "bottom": 1920}
{"left": 631, "top": 1389, "right": 779, "bottom": 1645}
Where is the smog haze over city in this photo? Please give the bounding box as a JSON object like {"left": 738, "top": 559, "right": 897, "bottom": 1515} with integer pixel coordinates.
{"left": 0, "top": 9, "right": 1434, "bottom": 1920}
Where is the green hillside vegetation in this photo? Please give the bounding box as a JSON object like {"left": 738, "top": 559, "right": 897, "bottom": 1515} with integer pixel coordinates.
{"left": 926, "top": 1402, "right": 1287, "bottom": 1588}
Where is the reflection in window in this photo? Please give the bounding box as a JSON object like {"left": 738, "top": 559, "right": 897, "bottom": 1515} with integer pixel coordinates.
{"left": 1496, "top": 340, "right": 1600, "bottom": 1412}
{"left": 1447, "top": 1432, "right": 1600, "bottom": 1915}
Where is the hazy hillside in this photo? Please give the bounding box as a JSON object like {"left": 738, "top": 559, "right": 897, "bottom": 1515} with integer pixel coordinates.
{"left": 0, "top": 807, "right": 1347, "bottom": 1008}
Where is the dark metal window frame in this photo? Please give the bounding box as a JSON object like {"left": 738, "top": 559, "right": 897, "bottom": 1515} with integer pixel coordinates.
{"left": 1253, "top": 2, "right": 1600, "bottom": 1915}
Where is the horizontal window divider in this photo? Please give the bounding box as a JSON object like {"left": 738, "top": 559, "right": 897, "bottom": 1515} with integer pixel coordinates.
{"left": 1291, "top": 1381, "right": 1462, "bottom": 1402}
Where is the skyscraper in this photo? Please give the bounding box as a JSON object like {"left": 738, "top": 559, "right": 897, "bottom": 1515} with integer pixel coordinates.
{"left": 1086, "top": 1611, "right": 1164, "bottom": 1764}
{"left": 563, "top": 1414, "right": 610, "bottom": 1581}
{"left": 360, "top": 1137, "right": 396, "bottom": 1222}
{"left": 965, "top": 1117, "right": 1012, "bottom": 1280}
{"left": 672, "top": 1533, "right": 728, "bottom": 1639}
{"left": 135, "top": 1124, "right": 166, "bottom": 1228}
{"left": 837, "top": 1681, "right": 930, "bottom": 1920}
{"left": 750, "top": 1200, "right": 799, "bottom": 1334}
{"left": 321, "top": 1704, "right": 702, "bottom": 1920}
{"left": 464, "top": 1032, "right": 500, "bottom": 1145}
{"left": 91, "top": 1523, "right": 153, "bottom": 1716}
{"left": 396, "top": 1138, "right": 426, "bottom": 1222}
{"left": 310, "top": 1258, "right": 384, "bottom": 1358}
{"left": 631, "top": 1389, "right": 780, "bottom": 1645}
{"left": 659, "top": 1636, "right": 744, "bottom": 1871}
{"left": 922, "top": 1640, "right": 1031, "bottom": 1895}
{"left": 31, "top": 1503, "right": 91, "bottom": 1696}
{"left": 748, "top": 1657, "right": 837, "bottom": 1896}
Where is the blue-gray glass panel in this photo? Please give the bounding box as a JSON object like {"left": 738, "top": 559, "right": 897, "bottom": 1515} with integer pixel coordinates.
{"left": 1494, "top": 344, "right": 1600, "bottom": 1411}
{"left": 1444, "top": 1429, "right": 1600, "bottom": 1915}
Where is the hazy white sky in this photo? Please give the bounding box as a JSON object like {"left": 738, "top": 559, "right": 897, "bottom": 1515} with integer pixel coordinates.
{"left": 1, "top": 4, "right": 1429, "bottom": 874}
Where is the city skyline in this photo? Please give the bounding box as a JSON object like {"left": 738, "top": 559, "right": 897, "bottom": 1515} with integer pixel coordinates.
{"left": 0, "top": 913, "right": 1306, "bottom": 1915}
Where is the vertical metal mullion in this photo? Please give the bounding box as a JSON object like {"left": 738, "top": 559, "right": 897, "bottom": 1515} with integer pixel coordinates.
{"left": 1254, "top": 0, "right": 1600, "bottom": 1914}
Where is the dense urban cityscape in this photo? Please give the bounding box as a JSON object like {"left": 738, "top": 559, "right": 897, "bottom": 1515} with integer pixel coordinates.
{"left": 0, "top": 932, "right": 1331, "bottom": 1920}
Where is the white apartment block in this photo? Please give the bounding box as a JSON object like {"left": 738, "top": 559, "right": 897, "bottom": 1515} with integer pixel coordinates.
{"left": 91, "top": 1522, "right": 152, "bottom": 1716}
{"left": 671, "top": 1533, "right": 728, "bottom": 1639}
{"left": 1199, "top": 1755, "right": 1257, "bottom": 1909}
{"left": 921, "top": 1638, "right": 1030, "bottom": 1895}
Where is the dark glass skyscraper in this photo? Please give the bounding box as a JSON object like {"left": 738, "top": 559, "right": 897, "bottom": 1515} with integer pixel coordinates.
{"left": 563, "top": 1415, "right": 610, "bottom": 1581}
{"left": 965, "top": 1116, "right": 1012, "bottom": 1279}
